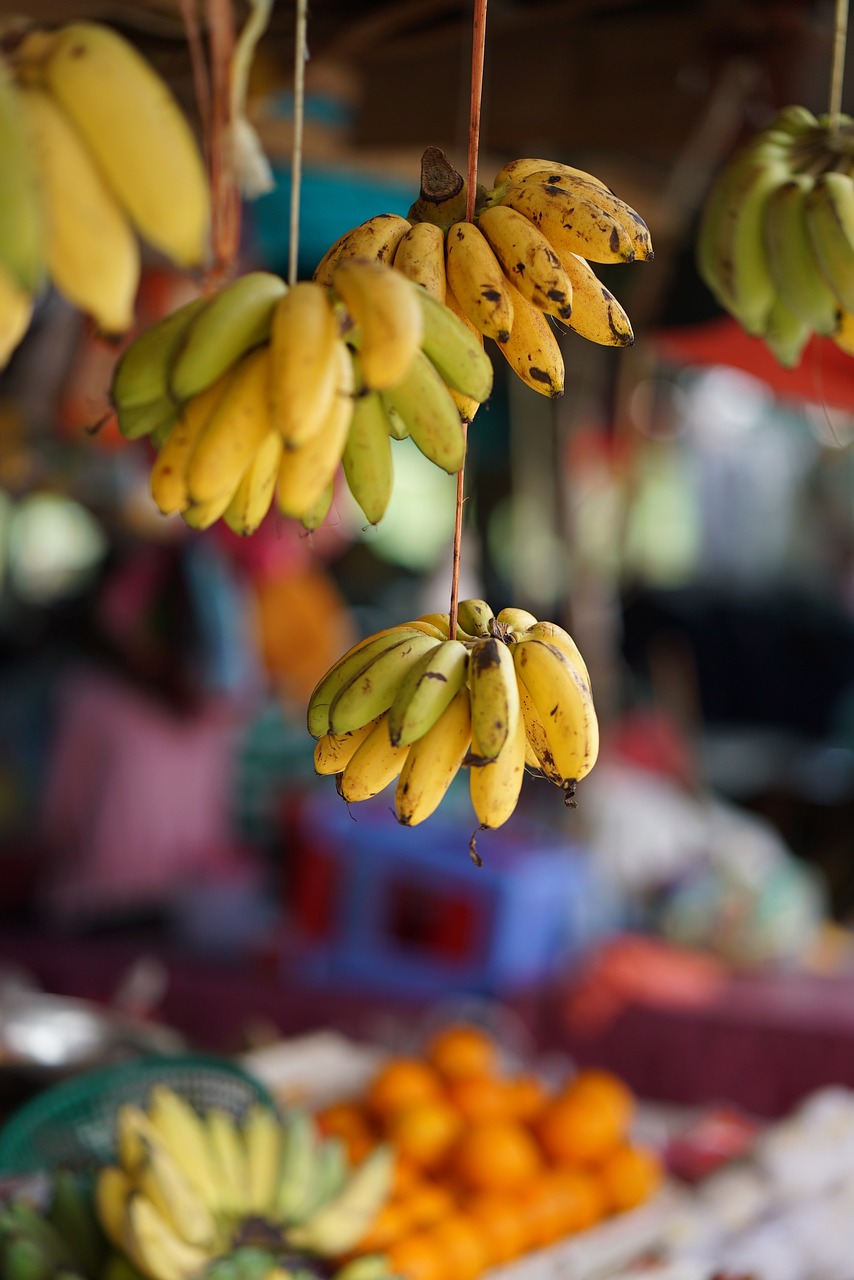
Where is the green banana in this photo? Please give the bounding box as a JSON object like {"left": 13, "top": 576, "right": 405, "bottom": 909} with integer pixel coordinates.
{"left": 0, "top": 1234, "right": 54, "bottom": 1280}
{"left": 456, "top": 598, "right": 495, "bottom": 637}
{"left": 308, "top": 626, "right": 440, "bottom": 738}
{"left": 48, "top": 1170, "right": 108, "bottom": 1277}
{"left": 762, "top": 173, "right": 841, "bottom": 335}
{"left": 275, "top": 1111, "right": 321, "bottom": 1224}
{"left": 111, "top": 296, "right": 207, "bottom": 438}
{"left": 285, "top": 1146, "right": 395, "bottom": 1257}
{"left": 415, "top": 288, "right": 493, "bottom": 403}
{"left": 0, "top": 55, "right": 43, "bottom": 293}
{"left": 762, "top": 293, "right": 811, "bottom": 367}
{"left": 387, "top": 638, "right": 470, "bottom": 746}
{"left": 381, "top": 350, "right": 467, "bottom": 475}
{"left": 327, "top": 631, "right": 442, "bottom": 735}
{"left": 804, "top": 169, "right": 854, "bottom": 313}
{"left": 341, "top": 353, "right": 394, "bottom": 527}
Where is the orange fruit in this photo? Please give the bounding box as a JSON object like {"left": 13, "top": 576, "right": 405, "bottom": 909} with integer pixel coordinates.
{"left": 548, "top": 1166, "right": 608, "bottom": 1234}
{"left": 446, "top": 1075, "right": 512, "bottom": 1124}
{"left": 463, "top": 1191, "right": 529, "bottom": 1264}
{"left": 353, "top": 1200, "right": 412, "bottom": 1253}
{"left": 503, "top": 1073, "right": 550, "bottom": 1122}
{"left": 424, "top": 1212, "right": 490, "bottom": 1280}
{"left": 387, "top": 1230, "right": 447, "bottom": 1280}
{"left": 449, "top": 1118, "right": 544, "bottom": 1193}
{"left": 392, "top": 1153, "right": 423, "bottom": 1197}
{"left": 385, "top": 1098, "right": 464, "bottom": 1172}
{"left": 597, "top": 1142, "right": 664, "bottom": 1213}
{"left": 399, "top": 1179, "right": 457, "bottom": 1229}
{"left": 314, "top": 1101, "right": 377, "bottom": 1164}
{"left": 565, "top": 1068, "right": 636, "bottom": 1126}
{"left": 533, "top": 1083, "right": 631, "bottom": 1166}
{"left": 518, "top": 1171, "right": 572, "bottom": 1248}
{"left": 366, "top": 1057, "right": 445, "bottom": 1122}
{"left": 425, "top": 1024, "right": 499, "bottom": 1082}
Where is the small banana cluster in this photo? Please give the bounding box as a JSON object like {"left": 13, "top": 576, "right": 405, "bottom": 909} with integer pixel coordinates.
{"left": 0, "top": 1181, "right": 103, "bottom": 1280}
{"left": 698, "top": 104, "right": 854, "bottom": 366}
{"left": 314, "top": 146, "right": 652, "bottom": 402}
{"left": 112, "top": 261, "right": 493, "bottom": 533}
{"left": 310, "top": 601, "right": 598, "bottom": 833}
{"left": 0, "top": 20, "right": 211, "bottom": 368}
{"left": 93, "top": 1086, "right": 396, "bottom": 1280}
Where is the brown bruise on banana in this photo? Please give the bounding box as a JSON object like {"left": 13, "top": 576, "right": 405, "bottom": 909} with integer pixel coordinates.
{"left": 537, "top": 180, "right": 635, "bottom": 262}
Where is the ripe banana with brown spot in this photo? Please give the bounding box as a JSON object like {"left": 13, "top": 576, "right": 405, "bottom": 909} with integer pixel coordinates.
{"left": 395, "top": 686, "right": 472, "bottom": 826}
{"left": 332, "top": 258, "right": 424, "bottom": 390}
{"left": 498, "top": 280, "right": 565, "bottom": 397}
{"left": 328, "top": 630, "right": 442, "bottom": 735}
{"left": 276, "top": 339, "right": 355, "bottom": 518}
{"left": 456, "top": 599, "right": 495, "bottom": 637}
{"left": 337, "top": 713, "right": 410, "bottom": 802}
{"left": 499, "top": 172, "right": 636, "bottom": 264}
{"left": 308, "top": 625, "right": 439, "bottom": 738}
{"left": 477, "top": 203, "right": 573, "bottom": 319}
{"left": 492, "top": 157, "right": 611, "bottom": 194}
{"left": 469, "top": 705, "right": 527, "bottom": 830}
{"left": 269, "top": 279, "right": 341, "bottom": 447}
{"left": 393, "top": 221, "right": 447, "bottom": 300}
{"left": 523, "top": 619, "right": 591, "bottom": 689}
{"left": 313, "top": 213, "right": 412, "bottom": 286}
{"left": 513, "top": 637, "right": 599, "bottom": 786}
{"left": 516, "top": 168, "right": 653, "bottom": 262}
{"left": 556, "top": 251, "right": 634, "bottom": 347}
{"left": 387, "top": 637, "right": 470, "bottom": 747}
{"left": 314, "top": 717, "right": 382, "bottom": 776}
{"left": 468, "top": 636, "right": 521, "bottom": 763}
{"left": 445, "top": 221, "right": 514, "bottom": 342}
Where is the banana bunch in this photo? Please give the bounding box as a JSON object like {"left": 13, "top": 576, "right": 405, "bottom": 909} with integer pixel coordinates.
{"left": 0, "top": 1187, "right": 102, "bottom": 1280}
{"left": 114, "top": 259, "right": 492, "bottom": 534}
{"left": 697, "top": 103, "right": 854, "bottom": 366}
{"left": 0, "top": 20, "right": 211, "bottom": 366}
{"left": 313, "top": 146, "right": 650, "bottom": 402}
{"left": 309, "top": 601, "right": 598, "bottom": 832}
{"left": 93, "top": 1086, "right": 396, "bottom": 1280}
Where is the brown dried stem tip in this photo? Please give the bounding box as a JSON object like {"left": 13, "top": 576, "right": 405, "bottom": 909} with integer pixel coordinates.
{"left": 408, "top": 147, "right": 468, "bottom": 228}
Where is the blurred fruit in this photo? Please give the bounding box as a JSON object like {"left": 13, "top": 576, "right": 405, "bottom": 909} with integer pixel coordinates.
{"left": 533, "top": 1071, "right": 634, "bottom": 1166}
{"left": 316, "top": 1101, "right": 379, "bottom": 1164}
{"left": 445, "top": 1075, "right": 511, "bottom": 1124}
{"left": 424, "top": 1024, "right": 499, "bottom": 1082}
{"left": 384, "top": 1099, "right": 464, "bottom": 1172}
{"left": 424, "top": 1212, "right": 490, "bottom": 1280}
{"left": 566, "top": 1068, "right": 636, "bottom": 1127}
{"left": 462, "top": 1191, "right": 528, "bottom": 1265}
{"left": 449, "top": 1118, "right": 543, "bottom": 1193}
{"left": 503, "top": 1073, "right": 549, "bottom": 1122}
{"left": 386, "top": 1229, "right": 447, "bottom": 1280}
{"left": 367, "top": 1058, "right": 445, "bottom": 1122}
{"left": 353, "top": 1199, "right": 412, "bottom": 1252}
{"left": 547, "top": 1167, "right": 607, "bottom": 1234}
{"left": 597, "top": 1142, "right": 664, "bottom": 1214}
{"left": 398, "top": 1180, "right": 456, "bottom": 1230}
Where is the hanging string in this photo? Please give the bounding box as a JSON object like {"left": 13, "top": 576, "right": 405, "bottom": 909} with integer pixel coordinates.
{"left": 288, "top": 0, "right": 309, "bottom": 286}
{"left": 828, "top": 0, "right": 849, "bottom": 134}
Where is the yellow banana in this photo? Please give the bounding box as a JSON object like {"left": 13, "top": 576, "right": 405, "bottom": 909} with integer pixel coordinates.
{"left": 243, "top": 1103, "right": 283, "bottom": 1218}
{"left": 524, "top": 619, "right": 591, "bottom": 688}
{"left": 204, "top": 1106, "right": 248, "bottom": 1217}
{"left": 145, "top": 1086, "right": 222, "bottom": 1212}
{"left": 468, "top": 636, "right": 521, "bottom": 763}
{"left": 301, "top": 479, "right": 335, "bottom": 531}
{"left": 516, "top": 663, "right": 572, "bottom": 786}
{"left": 445, "top": 221, "right": 514, "bottom": 341}
{"left": 313, "top": 213, "right": 412, "bottom": 286}
{"left": 181, "top": 488, "right": 239, "bottom": 531}
{"left": 0, "top": 264, "right": 32, "bottom": 371}
{"left": 149, "top": 373, "right": 234, "bottom": 516}
{"left": 833, "top": 307, "right": 854, "bottom": 354}
{"left": 395, "top": 686, "right": 472, "bottom": 826}
{"left": 314, "top": 717, "right": 382, "bottom": 775}
{"left": 477, "top": 203, "right": 573, "bottom": 319}
{"left": 805, "top": 169, "right": 854, "bottom": 313}
{"left": 338, "top": 713, "right": 410, "bottom": 802}
{"left": 23, "top": 20, "right": 210, "bottom": 267}
{"left": 0, "top": 55, "right": 43, "bottom": 293}
{"left": 387, "top": 638, "right": 470, "bottom": 747}
{"left": 469, "top": 705, "right": 527, "bottom": 829}
{"left": 112, "top": 297, "right": 207, "bottom": 440}
{"left": 277, "top": 338, "right": 355, "bottom": 518}
{"left": 276, "top": 1111, "right": 322, "bottom": 1225}
{"left": 20, "top": 84, "right": 139, "bottom": 335}
{"left": 392, "top": 220, "right": 447, "bottom": 300}
{"left": 170, "top": 271, "right": 286, "bottom": 403}
{"left": 456, "top": 599, "right": 494, "bottom": 637}
{"left": 186, "top": 345, "right": 273, "bottom": 504}
{"left": 332, "top": 258, "right": 423, "bottom": 390}
{"left": 328, "top": 631, "right": 442, "bottom": 735}
{"left": 500, "top": 174, "right": 636, "bottom": 264}
{"left": 415, "top": 287, "right": 494, "bottom": 403}
{"left": 492, "top": 156, "right": 611, "bottom": 194}
{"left": 513, "top": 637, "right": 599, "bottom": 786}
{"left": 268, "top": 280, "right": 340, "bottom": 447}
{"left": 556, "top": 251, "right": 634, "bottom": 347}
{"left": 496, "top": 606, "right": 539, "bottom": 634}
{"left": 133, "top": 1139, "right": 217, "bottom": 1250}
{"left": 223, "top": 428, "right": 283, "bottom": 535}
{"left": 125, "top": 1192, "right": 211, "bottom": 1280}
{"left": 497, "top": 280, "right": 565, "bottom": 397}
{"left": 286, "top": 1146, "right": 395, "bottom": 1257}
{"left": 307, "top": 626, "right": 436, "bottom": 738}
{"left": 381, "top": 349, "right": 467, "bottom": 474}
{"left": 342, "top": 371, "right": 395, "bottom": 527}
{"left": 94, "top": 1166, "right": 134, "bottom": 1255}
{"left": 513, "top": 168, "right": 653, "bottom": 261}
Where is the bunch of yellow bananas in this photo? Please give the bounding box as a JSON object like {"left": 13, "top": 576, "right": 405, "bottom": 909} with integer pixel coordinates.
{"left": 310, "top": 601, "right": 598, "bottom": 831}
{"left": 112, "top": 261, "right": 493, "bottom": 534}
{"left": 698, "top": 104, "right": 854, "bottom": 366}
{"left": 313, "top": 146, "right": 652, "bottom": 402}
{"left": 95, "top": 1086, "right": 396, "bottom": 1280}
{"left": 0, "top": 21, "right": 211, "bottom": 368}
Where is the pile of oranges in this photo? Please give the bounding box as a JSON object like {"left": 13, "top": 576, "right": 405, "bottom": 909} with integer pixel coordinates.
{"left": 314, "top": 1023, "right": 664, "bottom": 1280}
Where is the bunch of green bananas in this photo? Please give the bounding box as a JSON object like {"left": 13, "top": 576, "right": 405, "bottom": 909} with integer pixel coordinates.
{"left": 313, "top": 145, "right": 651, "bottom": 402}
{"left": 91, "top": 1088, "right": 396, "bottom": 1280}
{"left": 110, "top": 262, "right": 493, "bottom": 535}
{"left": 0, "top": 20, "right": 211, "bottom": 369}
{"left": 698, "top": 103, "right": 854, "bottom": 366}
{"left": 309, "top": 601, "right": 597, "bottom": 832}
{"left": 0, "top": 1177, "right": 104, "bottom": 1280}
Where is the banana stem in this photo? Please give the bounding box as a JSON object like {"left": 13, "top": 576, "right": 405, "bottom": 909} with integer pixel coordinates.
{"left": 449, "top": 0, "right": 488, "bottom": 638}
{"left": 828, "top": 0, "right": 849, "bottom": 135}
{"left": 288, "top": 0, "right": 309, "bottom": 286}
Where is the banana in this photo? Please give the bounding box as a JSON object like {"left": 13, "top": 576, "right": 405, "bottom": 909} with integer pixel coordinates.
{"left": 21, "top": 21, "right": 210, "bottom": 267}
{"left": 392, "top": 221, "right": 447, "bottom": 300}
{"left": 314, "top": 717, "right": 382, "bottom": 775}
{"left": 19, "top": 83, "right": 139, "bottom": 335}
{"left": 381, "top": 349, "right": 467, "bottom": 474}
{"left": 186, "top": 345, "right": 273, "bottom": 504}
{"left": 0, "top": 55, "right": 43, "bottom": 293}
{"left": 523, "top": 619, "right": 591, "bottom": 688}
{"left": 833, "top": 307, "right": 854, "bottom": 354}
{"left": 134, "top": 1138, "right": 218, "bottom": 1250}
{"left": 95, "top": 1167, "right": 136, "bottom": 1255}
{"left": 556, "top": 251, "right": 634, "bottom": 346}
{"left": 762, "top": 173, "right": 840, "bottom": 335}
{"left": 492, "top": 156, "right": 611, "bottom": 194}
{"left": 342, "top": 375, "right": 395, "bottom": 527}
{"left": 335, "top": 1255, "right": 397, "bottom": 1280}
{"left": 182, "top": 488, "right": 239, "bottom": 531}
{"left": 395, "top": 686, "right": 472, "bottom": 826}
{"left": 146, "top": 1087, "right": 223, "bottom": 1212}
{"left": 497, "top": 280, "right": 565, "bottom": 397}
{"left": 276, "top": 1111, "right": 321, "bottom": 1224}
{"left": 384, "top": 399, "right": 409, "bottom": 440}
{"left": 387, "top": 638, "right": 470, "bottom": 746}
{"left": 338, "top": 713, "right": 410, "bottom": 801}
{"left": 0, "top": 264, "right": 33, "bottom": 371}
{"left": 477, "top": 203, "right": 573, "bottom": 319}
{"left": 499, "top": 173, "right": 637, "bottom": 264}
{"left": 308, "top": 626, "right": 438, "bottom": 737}
{"left": 276, "top": 339, "right": 355, "bottom": 518}
{"left": 467, "top": 636, "right": 520, "bottom": 763}
{"left": 313, "top": 214, "right": 413, "bottom": 287}
{"left": 0, "top": 1202, "right": 78, "bottom": 1274}
{"left": 148, "top": 373, "right": 233, "bottom": 515}
{"left": 456, "top": 599, "right": 495, "bottom": 636}
{"left": 469, "top": 703, "right": 527, "bottom": 829}
{"left": 268, "top": 280, "right": 340, "bottom": 447}
{"left": 512, "top": 169, "right": 654, "bottom": 261}
{"left": 413, "top": 611, "right": 472, "bottom": 637}
{"left": 0, "top": 1232, "right": 60, "bottom": 1280}
{"left": 111, "top": 297, "right": 206, "bottom": 437}
{"left": 205, "top": 1106, "right": 249, "bottom": 1217}
{"left": 243, "top": 1104, "right": 283, "bottom": 1218}
{"left": 223, "top": 428, "right": 283, "bottom": 536}
{"left": 332, "top": 258, "right": 423, "bottom": 390}
{"left": 697, "top": 137, "right": 795, "bottom": 334}
{"left": 805, "top": 169, "right": 854, "bottom": 313}
{"left": 49, "top": 1170, "right": 108, "bottom": 1279}
{"left": 286, "top": 1146, "right": 395, "bottom": 1257}
{"left": 301, "top": 479, "right": 335, "bottom": 532}
{"left": 496, "top": 606, "right": 539, "bottom": 634}
{"left": 445, "top": 221, "right": 514, "bottom": 341}
{"left": 170, "top": 272, "right": 286, "bottom": 403}
{"left": 415, "top": 287, "right": 494, "bottom": 403}
{"left": 125, "top": 1193, "right": 211, "bottom": 1280}
{"left": 762, "top": 292, "right": 811, "bottom": 367}
{"left": 328, "top": 631, "right": 442, "bottom": 735}
{"left": 512, "top": 638, "right": 599, "bottom": 786}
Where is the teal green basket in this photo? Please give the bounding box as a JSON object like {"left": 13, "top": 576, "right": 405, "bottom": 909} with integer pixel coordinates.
{"left": 0, "top": 1053, "right": 278, "bottom": 1177}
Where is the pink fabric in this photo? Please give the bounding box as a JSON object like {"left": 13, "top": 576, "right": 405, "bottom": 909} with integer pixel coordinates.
{"left": 40, "top": 668, "right": 241, "bottom": 920}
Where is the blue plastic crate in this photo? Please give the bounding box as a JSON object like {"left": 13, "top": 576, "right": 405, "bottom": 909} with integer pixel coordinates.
{"left": 286, "top": 790, "right": 613, "bottom": 997}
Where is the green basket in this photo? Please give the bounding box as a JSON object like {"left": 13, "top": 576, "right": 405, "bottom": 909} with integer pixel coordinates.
{"left": 0, "top": 1053, "right": 278, "bottom": 1177}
